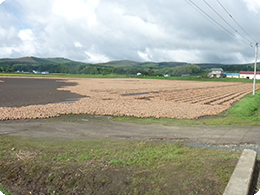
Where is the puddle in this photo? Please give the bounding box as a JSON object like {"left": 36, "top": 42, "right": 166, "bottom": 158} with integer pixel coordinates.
{"left": 122, "top": 92, "right": 159, "bottom": 97}
{"left": 185, "top": 141, "right": 260, "bottom": 155}
{"left": 103, "top": 98, "right": 112, "bottom": 100}
{"left": 58, "top": 96, "right": 90, "bottom": 104}
{"left": 122, "top": 93, "right": 149, "bottom": 97}
{"left": 138, "top": 98, "right": 150, "bottom": 101}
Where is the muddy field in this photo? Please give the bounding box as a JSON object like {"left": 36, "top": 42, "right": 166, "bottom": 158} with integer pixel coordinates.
{"left": 0, "top": 77, "right": 258, "bottom": 120}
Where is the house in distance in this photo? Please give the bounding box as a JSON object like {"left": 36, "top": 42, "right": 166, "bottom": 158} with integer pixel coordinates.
{"left": 207, "top": 68, "right": 225, "bottom": 78}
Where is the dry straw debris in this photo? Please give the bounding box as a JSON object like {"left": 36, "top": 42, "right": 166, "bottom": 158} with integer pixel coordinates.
{"left": 0, "top": 78, "right": 258, "bottom": 120}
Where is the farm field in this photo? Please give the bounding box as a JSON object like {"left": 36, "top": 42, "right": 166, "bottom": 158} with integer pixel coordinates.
{"left": 0, "top": 77, "right": 259, "bottom": 120}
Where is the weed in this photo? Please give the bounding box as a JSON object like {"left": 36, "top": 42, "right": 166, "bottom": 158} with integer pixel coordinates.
{"left": 0, "top": 185, "right": 11, "bottom": 195}
{"left": 77, "top": 154, "right": 94, "bottom": 161}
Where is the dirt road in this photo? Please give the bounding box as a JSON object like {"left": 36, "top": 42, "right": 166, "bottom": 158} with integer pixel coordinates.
{"left": 1, "top": 115, "right": 260, "bottom": 154}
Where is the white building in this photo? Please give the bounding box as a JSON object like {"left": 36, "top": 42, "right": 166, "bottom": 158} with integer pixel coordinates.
{"left": 207, "top": 68, "right": 225, "bottom": 78}
{"left": 240, "top": 71, "right": 260, "bottom": 79}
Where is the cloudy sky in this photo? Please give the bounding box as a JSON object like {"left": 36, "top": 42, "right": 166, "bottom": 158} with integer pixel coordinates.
{"left": 0, "top": 0, "right": 260, "bottom": 64}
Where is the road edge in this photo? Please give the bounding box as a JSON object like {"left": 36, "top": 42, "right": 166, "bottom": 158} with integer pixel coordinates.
{"left": 223, "top": 149, "right": 257, "bottom": 195}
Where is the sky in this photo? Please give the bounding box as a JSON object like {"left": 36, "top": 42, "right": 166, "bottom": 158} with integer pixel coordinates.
{"left": 0, "top": 0, "right": 260, "bottom": 64}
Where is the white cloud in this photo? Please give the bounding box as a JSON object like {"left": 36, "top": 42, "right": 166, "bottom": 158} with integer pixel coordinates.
{"left": 84, "top": 51, "right": 110, "bottom": 63}
{"left": 0, "top": 0, "right": 259, "bottom": 63}
{"left": 17, "top": 29, "right": 36, "bottom": 56}
{"left": 74, "top": 42, "right": 83, "bottom": 48}
{"left": 138, "top": 50, "right": 151, "bottom": 61}
{"left": 52, "top": 0, "right": 98, "bottom": 26}
{"left": 18, "top": 29, "right": 34, "bottom": 41}
{"left": 0, "top": 0, "right": 5, "bottom": 5}
{"left": 255, "top": 0, "right": 260, "bottom": 6}
{"left": 243, "top": 0, "right": 260, "bottom": 12}
{"left": 84, "top": 46, "right": 110, "bottom": 63}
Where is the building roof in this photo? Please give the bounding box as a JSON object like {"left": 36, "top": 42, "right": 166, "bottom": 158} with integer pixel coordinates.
{"left": 225, "top": 73, "right": 240, "bottom": 76}
{"left": 240, "top": 71, "right": 260, "bottom": 75}
{"left": 211, "top": 68, "right": 223, "bottom": 71}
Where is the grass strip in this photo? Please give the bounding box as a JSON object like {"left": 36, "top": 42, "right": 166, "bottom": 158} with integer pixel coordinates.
{"left": 0, "top": 73, "right": 129, "bottom": 78}
{"left": 1, "top": 73, "right": 260, "bottom": 83}
{"left": 199, "top": 90, "right": 260, "bottom": 125}
{"left": 0, "top": 185, "right": 11, "bottom": 195}
{"left": 225, "top": 91, "right": 260, "bottom": 119}
{"left": 0, "top": 136, "right": 239, "bottom": 195}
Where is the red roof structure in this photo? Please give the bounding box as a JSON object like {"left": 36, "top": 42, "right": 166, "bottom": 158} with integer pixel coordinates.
{"left": 240, "top": 71, "right": 260, "bottom": 75}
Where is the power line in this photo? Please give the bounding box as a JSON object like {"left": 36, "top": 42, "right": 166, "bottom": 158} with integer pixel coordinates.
{"left": 216, "top": 0, "right": 258, "bottom": 44}
{"left": 184, "top": 0, "right": 217, "bottom": 28}
{"left": 203, "top": 0, "right": 253, "bottom": 45}
{"left": 186, "top": 0, "right": 250, "bottom": 45}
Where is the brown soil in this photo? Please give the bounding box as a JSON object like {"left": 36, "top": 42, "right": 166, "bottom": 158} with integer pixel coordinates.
{"left": 0, "top": 77, "right": 258, "bottom": 120}
{"left": 0, "top": 77, "right": 84, "bottom": 107}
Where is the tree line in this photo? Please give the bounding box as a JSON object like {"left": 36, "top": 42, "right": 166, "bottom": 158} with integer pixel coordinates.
{"left": 0, "top": 63, "right": 203, "bottom": 76}
{"left": 1, "top": 61, "right": 257, "bottom": 76}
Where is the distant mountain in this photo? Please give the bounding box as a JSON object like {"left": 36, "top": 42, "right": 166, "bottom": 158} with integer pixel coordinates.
{"left": 0, "top": 56, "right": 258, "bottom": 70}
{"left": 0, "top": 57, "right": 38, "bottom": 64}
{"left": 98, "top": 60, "right": 187, "bottom": 68}
{"left": 0, "top": 57, "right": 188, "bottom": 69}
{"left": 31, "top": 57, "right": 83, "bottom": 64}
{"left": 0, "top": 56, "right": 86, "bottom": 65}
{"left": 99, "top": 60, "right": 140, "bottom": 68}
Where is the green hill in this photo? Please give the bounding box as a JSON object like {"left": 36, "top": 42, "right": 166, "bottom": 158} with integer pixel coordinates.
{"left": 0, "top": 57, "right": 37, "bottom": 64}
{"left": 0, "top": 56, "right": 258, "bottom": 75}
{"left": 0, "top": 56, "right": 83, "bottom": 65}
{"left": 99, "top": 60, "right": 187, "bottom": 68}
{"left": 31, "top": 57, "right": 81, "bottom": 64}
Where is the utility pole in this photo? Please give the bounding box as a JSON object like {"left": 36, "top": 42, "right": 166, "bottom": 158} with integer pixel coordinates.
{"left": 253, "top": 42, "right": 258, "bottom": 95}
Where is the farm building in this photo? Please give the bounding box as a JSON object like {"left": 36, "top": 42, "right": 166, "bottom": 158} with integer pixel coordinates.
{"left": 224, "top": 73, "right": 240, "bottom": 78}
{"left": 240, "top": 71, "right": 260, "bottom": 79}
{"left": 207, "top": 68, "right": 225, "bottom": 78}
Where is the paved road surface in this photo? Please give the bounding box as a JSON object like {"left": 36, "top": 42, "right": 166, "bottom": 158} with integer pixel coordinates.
{"left": 1, "top": 116, "right": 260, "bottom": 153}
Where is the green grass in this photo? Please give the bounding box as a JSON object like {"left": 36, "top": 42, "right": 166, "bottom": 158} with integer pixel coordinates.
{"left": 1, "top": 72, "right": 260, "bottom": 83}
{"left": 0, "top": 185, "right": 11, "bottom": 195}
{"left": 0, "top": 136, "right": 240, "bottom": 194}
{"left": 0, "top": 73, "right": 129, "bottom": 78}
{"left": 136, "top": 75, "right": 260, "bottom": 83}
{"left": 226, "top": 92, "right": 260, "bottom": 118}
{"left": 199, "top": 90, "right": 260, "bottom": 125}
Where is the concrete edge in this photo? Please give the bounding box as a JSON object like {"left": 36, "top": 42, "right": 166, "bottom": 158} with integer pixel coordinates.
{"left": 223, "top": 149, "right": 257, "bottom": 195}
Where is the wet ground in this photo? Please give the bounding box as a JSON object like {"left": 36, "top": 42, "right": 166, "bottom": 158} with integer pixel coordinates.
{"left": 0, "top": 77, "right": 84, "bottom": 107}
